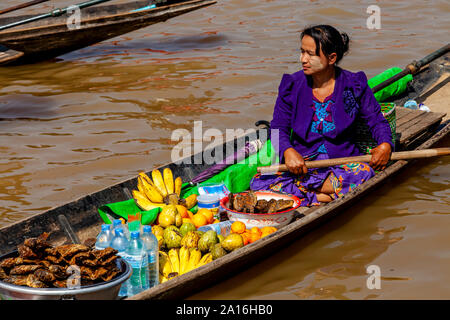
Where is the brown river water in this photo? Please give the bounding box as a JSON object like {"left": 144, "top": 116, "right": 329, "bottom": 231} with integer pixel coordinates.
{"left": 0, "top": 0, "right": 449, "bottom": 299}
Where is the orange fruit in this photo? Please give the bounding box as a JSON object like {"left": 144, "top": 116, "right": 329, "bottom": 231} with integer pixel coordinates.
{"left": 260, "top": 226, "right": 277, "bottom": 234}
{"left": 197, "top": 208, "right": 214, "bottom": 224}
{"left": 260, "top": 226, "right": 277, "bottom": 238}
{"left": 231, "top": 221, "right": 246, "bottom": 234}
{"left": 192, "top": 213, "right": 208, "bottom": 228}
{"left": 187, "top": 209, "right": 195, "bottom": 221}
{"left": 176, "top": 205, "right": 190, "bottom": 219}
{"left": 250, "top": 227, "right": 262, "bottom": 237}
{"left": 248, "top": 232, "right": 261, "bottom": 243}
{"left": 241, "top": 232, "right": 250, "bottom": 246}
{"left": 213, "top": 219, "right": 220, "bottom": 224}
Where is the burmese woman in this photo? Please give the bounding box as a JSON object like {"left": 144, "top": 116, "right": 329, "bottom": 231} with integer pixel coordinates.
{"left": 251, "top": 25, "right": 393, "bottom": 206}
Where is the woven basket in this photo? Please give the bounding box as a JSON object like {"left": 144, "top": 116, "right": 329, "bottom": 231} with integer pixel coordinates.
{"left": 355, "top": 102, "right": 396, "bottom": 154}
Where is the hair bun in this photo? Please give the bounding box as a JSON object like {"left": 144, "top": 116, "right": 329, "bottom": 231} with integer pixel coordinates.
{"left": 341, "top": 32, "right": 350, "bottom": 54}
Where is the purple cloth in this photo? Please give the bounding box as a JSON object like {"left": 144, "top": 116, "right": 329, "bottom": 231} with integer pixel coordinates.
{"left": 250, "top": 153, "right": 375, "bottom": 206}
{"left": 270, "top": 67, "right": 394, "bottom": 163}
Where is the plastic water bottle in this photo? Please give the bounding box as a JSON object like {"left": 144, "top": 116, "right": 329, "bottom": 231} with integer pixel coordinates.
{"left": 111, "top": 228, "right": 128, "bottom": 256}
{"left": 141, "top": 225, "right": 159, "bottom": 288}
{"left": 198, "top": 221, "right": 233, "bottom": 237}
{"left": 95, "top": 224, "right": 113, "bottom": 250}
{"left": 110, "top": 228, "right": 129, "bottom": 297}
{"left": 123, "top": 231, "right": 149, "bottom": 296}
{"left": 112, "top": 219, "right": 122, "bottom": 235}
{"left": 113, "top": 219, "right": 130, "bottom": 239}
{"left": 404, "top": 100, "right": 419, "bottom": 110}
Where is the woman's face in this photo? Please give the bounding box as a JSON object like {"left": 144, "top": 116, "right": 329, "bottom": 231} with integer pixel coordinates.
{"left": 300, "top": 35, "right": 334, "bottom": 75}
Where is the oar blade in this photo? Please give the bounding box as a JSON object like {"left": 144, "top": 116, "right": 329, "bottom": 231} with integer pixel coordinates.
{"left": 0, "top": 44, "right": 24, "bottom": 65}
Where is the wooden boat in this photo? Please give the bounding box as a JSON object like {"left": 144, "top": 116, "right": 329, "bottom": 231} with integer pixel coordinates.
{"left": 0, "top": 44, "right": 23, "bottom": 64}
{"left": 0, "top": 54, "right": 448, "bottom": 299}
{"left": 0, "top": 0, "right": 217, "bottom": 65}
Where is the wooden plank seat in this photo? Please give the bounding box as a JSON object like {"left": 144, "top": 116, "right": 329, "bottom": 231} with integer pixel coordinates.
{"left": 395, "top": 107, "right": 446, "bottom": 148}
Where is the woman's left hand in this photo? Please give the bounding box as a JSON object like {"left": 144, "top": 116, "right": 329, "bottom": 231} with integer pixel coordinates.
{"left": 369, "top": 142, "right": 392, "bottom": 171}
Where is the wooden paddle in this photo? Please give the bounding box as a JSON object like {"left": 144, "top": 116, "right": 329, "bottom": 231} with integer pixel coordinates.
{"left": 371, "top": 43, "right": 449, "bottom": 94}
{"left": 0, "top": 0, "right": 114, "bottom": 32}
{"left": 257, "top": 148, "right": 450, "bottom": 174}
{"left": 0, "top": 44, "right": 24, "bottom": 64}
{"left": 0, "top": 0, "right": 50, "bottom": 16}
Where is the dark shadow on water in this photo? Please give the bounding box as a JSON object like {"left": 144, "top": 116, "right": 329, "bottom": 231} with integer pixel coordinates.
{"left": 0, "top": 32, "right": 228, "bottom": 67}
{"left": 0, "top": 94, "right": 58, "bottom": 120}
{"left": 57, "top": 33, "right": 229, "bottom": 62}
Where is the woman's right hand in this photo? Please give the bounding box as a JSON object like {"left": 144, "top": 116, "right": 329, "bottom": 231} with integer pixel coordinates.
{"left": 283, "top": 148, "right": 308, "bottom": 176}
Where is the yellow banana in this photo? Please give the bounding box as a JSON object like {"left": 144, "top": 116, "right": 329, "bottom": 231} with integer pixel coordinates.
{"left": 163, "top": 168, "right": 174, "bottom": 195}
{"left": 133, "top": 190, "right": 161, "bottom": 210}
{"left": 184, "top": 194, "right": 197, "bottom": 209}
{"left": 174, "top": 176, "right": 182, "bottom": 197}
{"left": 179, "top": 246, "right": 190, "bottom": 275}
{"left": 132, "top": 189, "right": 148, "bottom": 204}
{"left": 152, "top": 169, "right": 168, "bottom": 197}
{"left": 137, "top": 176, "right": 146, "bottom": 196}
{"left": 196, "top": 253, "right": 213, "bottom": 268}
{"left": 186, "top": 248, "right": 202, "bottom": 273}
{"left": 159, "top": 251, "right": 173, "bottom": 278}
{"left": 132, "top": 189, "right": 166, "bottom": 211}
{"left": 139, "top": 171, "right": 154, "bottom": 186}
{"left": 168, "top": 248, "right": 180, "bottom": 274}
{"left": 159, "top": 274, "right": 168, "bottom": 283}
{"left": 140, "top": 175, "right": 164, "bottom": 203}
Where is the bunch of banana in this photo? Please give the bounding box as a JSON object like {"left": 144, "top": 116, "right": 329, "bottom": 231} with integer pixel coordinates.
{"left": 132, "top": 172, "right": 165, "bottom": 211}
{"left": 132, "top": 168, "right": 186, "bottom": 211}
{"left": 133, "top": 168, "right": 199, "bottom": 213}
{"left": 160, "top": 246, "right": 214, "bottom": 281}
{"left": 181, "top": 248, "right": 213, "bottom": 274}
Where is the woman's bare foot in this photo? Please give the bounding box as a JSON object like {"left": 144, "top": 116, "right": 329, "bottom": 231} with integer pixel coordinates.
{"left": 316, "top": 192, "right": 333, "bottom": 203}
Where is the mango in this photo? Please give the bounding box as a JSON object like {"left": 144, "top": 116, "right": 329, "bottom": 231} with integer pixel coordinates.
{"left": 221, "top": 233, "right": 244, "bottom": 252}
{"left": 158, "top": 204, "right": 178, "bottom": 228}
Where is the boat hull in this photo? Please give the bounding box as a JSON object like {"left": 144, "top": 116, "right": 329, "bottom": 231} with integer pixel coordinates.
{"left": 0, "top": 54, "right": 448, "bottom": 299}
{"left": 0, "top": 0, "right": 216, "bottom": 64}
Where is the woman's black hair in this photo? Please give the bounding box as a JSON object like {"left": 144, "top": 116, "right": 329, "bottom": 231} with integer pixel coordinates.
{"left": 300, "top": 25, "right": 350, "bottom": 65}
